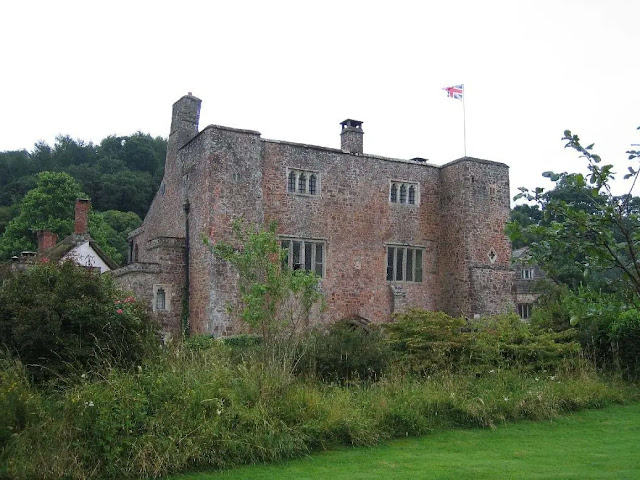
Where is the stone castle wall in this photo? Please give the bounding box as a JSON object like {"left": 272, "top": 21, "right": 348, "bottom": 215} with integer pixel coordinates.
{"left": 115, "top": 95, "right": 516, "bottom": 336}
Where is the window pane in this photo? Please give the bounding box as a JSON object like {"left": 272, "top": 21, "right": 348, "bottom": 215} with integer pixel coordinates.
{"left": 315, "top": 244, "right": 323, "bottom": 277}
{"left": 406, "top": 249, "right": 414, "bottom": 282}
{"left": 309, "top": 175, "right": 317, "bottom": 195}
{"left": 288, "top": 171, "right": 296, "bottom": 192}
{"left": 390, "top": 184, "right": 397, "bottom": 203}
{"left": 399, "top": 184, "right": 407, "bottom": 204}
{"left": 293, "top": 241, "right": 302, "bottom": 270}
{"left": 305, "top": 242, "right": 313, "bottom": 271}
{"left": 156, "top": 288, "right": 165, "bottom": 310}
{"left": 408, "top": 186, "right": 415, "bottom": 204}
{"left": 298, "top": 173, "right": 306, "bottom": 193}
{"left": 396, "top": 248, "right": 404, "bottom": 281}
{"left": 387, "top": 247, "right": 394, "bottom": 280}
{"left": 415, "top": 249, "right": 423, "bottom": 282}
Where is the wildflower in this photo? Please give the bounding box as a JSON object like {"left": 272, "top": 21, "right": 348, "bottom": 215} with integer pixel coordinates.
{"left": 504, "top": 397, "right": 509, "bottom": 402}
{"left": 217, "top": 409, "right": 222, "bottom": 415}
{"left": 114, "top": 300, "right": 121, "bottom": 305}
{"left": 117, "top": 309, "right": 123, "bottom": 314}
{"left": 489, "top": 370, "right": 495, "bottom": 374}
{"left": 84, "top": 401, "right": 94, "bottom": 407}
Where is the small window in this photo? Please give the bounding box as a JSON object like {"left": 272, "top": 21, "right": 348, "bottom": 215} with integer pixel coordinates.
{"left": 287, "top": 169, "right": 319, "bottom": 196}
{"left": 134, "top": 244, "right": 139, "bottom": 262}
{"left": 156, "top": 288, "right": 166, "bottom": 310}
{"left": 518, "top": 303, "right": 532, "bottom": 319}
{"left": 386, "top": 245, "right": 424, "bottom": 283}
{"left": 153, "top": 284, "right": 171, "bottom": 312}
{"left": 281, "top": 238, "right": 324, "bottom": 277}
{"left": 390, "top": 181, "right": 418, "bottom": 205}
{"left": 288, "top": 171, "right": 296, "bottom": 192}
{"left": 522, "top": 268, "right": 534, "bottom": 280}
{"left": 309, "top": 174, "right": 317, "bottom": 195}
{"left": 399, "top": 184, "right": 407, "bottom": 204}
{"left": 298, "top": 173, "right": 307, "bottom": 194}
{"left": 390, "top": 183, "right": 397, "bottom": 203}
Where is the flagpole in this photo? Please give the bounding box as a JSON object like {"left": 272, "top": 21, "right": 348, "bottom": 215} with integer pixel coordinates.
{"left": 462, "top": 84, "right": 467, "bottom": 158}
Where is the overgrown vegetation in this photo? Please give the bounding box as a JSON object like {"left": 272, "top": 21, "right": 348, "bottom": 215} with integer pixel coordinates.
{"left": 1, "top": 339, "right": 634, "bottom": 480}
{"left": 0, "top": 262, "right": 159, "bottom": 385}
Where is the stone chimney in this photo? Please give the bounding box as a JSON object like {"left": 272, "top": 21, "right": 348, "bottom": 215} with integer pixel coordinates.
{"left": 74, "top": 198, "right": 90, "bottom": 235}
{"left": 340, "top": 119, "right": 364, "bottom": 154}
{"left": 36, "top": 230, "right": 58, "bottom": 252}
{"left": 170, "top": 93, "right": 202, "bottom": 151}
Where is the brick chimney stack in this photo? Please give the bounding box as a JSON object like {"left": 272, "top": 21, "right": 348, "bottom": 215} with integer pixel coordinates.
{"left": 74, "top": 198, "right": 90, "bottom": 235}
{"left": 36, "top": 230, "right": 58, "bottom": 252}
{"left": 340, "top": 119, "right": 364, "bottom": 154}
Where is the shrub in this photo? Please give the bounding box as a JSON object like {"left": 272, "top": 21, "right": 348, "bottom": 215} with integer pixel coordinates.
{"left": 301, "top": 321, "right": 390, "bottom": 382}
{"left": 384, "top": 310, "right": 470, "bottom": 374}
{"left": 0, "top": 261, "right": 159, "bottom": 385}
{"left": 384, "top": 310, "right": 580, "bottom": 374}
{"left": 610, "top": 309, "right": 640, "bottom": 379}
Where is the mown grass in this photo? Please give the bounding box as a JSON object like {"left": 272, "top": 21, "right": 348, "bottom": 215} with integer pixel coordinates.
{"left": 172, "top": 402, "right": 640, "bottom": 480}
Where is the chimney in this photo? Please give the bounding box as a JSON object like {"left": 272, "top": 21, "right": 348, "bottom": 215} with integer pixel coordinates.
{"left": 340, "top": 119, "right": 364, "bottom": 154}
{"left": 74, "top": 198, "right": 90, "bottom": 235}
{"left": 170, "top": 93, "right": 202, "bottom": 150}
{"left": 36, "top": 230, "right": 58, "bottom": 252}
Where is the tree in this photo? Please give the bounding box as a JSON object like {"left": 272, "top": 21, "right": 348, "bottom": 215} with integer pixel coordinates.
{"left": 206, "top": 221, "right": 324, "bottom": 370}
{"left": 0, "top": 261, "right": 158, "bottom": 384}
{"left": 0, "top": 172, "right": 86, "bottom": 259}
{"left": 0, "top": 172, "right": 131, "bottom": 264}
{"left": 510, "top": 128, "right": 640, "bottom": 301}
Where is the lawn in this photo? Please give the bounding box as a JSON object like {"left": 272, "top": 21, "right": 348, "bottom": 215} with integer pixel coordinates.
{"left": 172, "top": 402, "right": 640, "bottom": 480}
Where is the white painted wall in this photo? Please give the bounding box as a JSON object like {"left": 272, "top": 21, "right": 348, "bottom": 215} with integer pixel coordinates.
{"left": 62, "top": 241, "right": 111, "bottom": 273}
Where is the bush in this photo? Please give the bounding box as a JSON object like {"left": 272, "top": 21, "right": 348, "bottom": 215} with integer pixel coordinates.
{"left": 301, "top": 321, "right": 390, "bottom": 382}
{"left": 0, "top": 261, "right": 159, "bottom": 385}
{"left": 384, "top": 309, "right": 580, "bottom": 374}
{"left": 384, "top": 310, "right": 470, "bottom": 374}
{"left": 610, "top": 309, "right": 640, "bottom": 379}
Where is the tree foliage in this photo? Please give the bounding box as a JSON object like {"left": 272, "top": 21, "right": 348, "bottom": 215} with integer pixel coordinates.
{"left": 510, "top": 128, "right": 640, "bottom": 299}
{"left": 0, "top": 261, "right": 159, "bottom": 384}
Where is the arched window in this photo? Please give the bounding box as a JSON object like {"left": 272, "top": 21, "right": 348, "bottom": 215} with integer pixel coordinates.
{"left": 390, "top": 183, "right": 397, "bottom": 202}
{"left": 309, "top": 174, "right": 317, "bottom": 195}
{"left": 298, "top": 173, "right": 307, "bottom": 194}
{"left": 408, "top": 185, "right": 415, "bottom": 204}
{"left": 156, "top": 288, "right": 166, "bottom": 310}
{"left": 399, "top": 184, "right": 407, "bottom": 204}
{"left": 288, "top": 171, "right": 296, "bottom": 192}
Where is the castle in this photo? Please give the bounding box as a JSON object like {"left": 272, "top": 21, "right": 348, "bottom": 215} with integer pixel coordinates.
{"left": 113, "top": 94, "right": 515, "bottom": 337}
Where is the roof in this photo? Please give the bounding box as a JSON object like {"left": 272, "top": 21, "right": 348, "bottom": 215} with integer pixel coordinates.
{"left": 42, "top": 233, "right": 119, "bottom": 271}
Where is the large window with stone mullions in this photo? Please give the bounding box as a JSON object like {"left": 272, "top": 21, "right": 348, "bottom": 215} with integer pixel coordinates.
{"left": 281, "top": 238, "right": 324, "bottom": 277}
{"left": 386, "top": 245, "right": 423, "bottom": 282}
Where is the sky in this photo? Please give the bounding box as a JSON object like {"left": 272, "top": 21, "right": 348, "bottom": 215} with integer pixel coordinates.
{"left": 1, "top": 0, "right": 639, "bottom": 202}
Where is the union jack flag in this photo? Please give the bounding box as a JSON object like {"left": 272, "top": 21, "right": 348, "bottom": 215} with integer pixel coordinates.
{"left": 442, "top": 84, "right": 464, "bottom": 100}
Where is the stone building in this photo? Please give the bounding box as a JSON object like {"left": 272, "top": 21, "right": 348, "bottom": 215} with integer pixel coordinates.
{"left": 512, "top": 246, "right": 547, "bottom": 320}
{"left": 113, "top": 94, "right": 515, "bottom": 337}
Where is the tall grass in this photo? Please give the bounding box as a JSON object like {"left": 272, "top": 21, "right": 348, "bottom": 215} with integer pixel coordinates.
{"left": 1, "top": 343, "right": 635, "bottom": 480}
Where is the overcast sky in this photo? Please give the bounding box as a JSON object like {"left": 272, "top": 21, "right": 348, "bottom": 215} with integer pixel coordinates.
{"left": 2, "top": 0, "right": 639, "bottom": 202}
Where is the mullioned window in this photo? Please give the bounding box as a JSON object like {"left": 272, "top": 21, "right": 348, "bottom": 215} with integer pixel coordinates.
{"left": 287, "top": 169, "right": 319, "bottom": 196}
